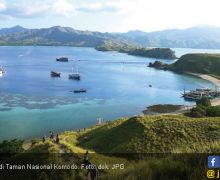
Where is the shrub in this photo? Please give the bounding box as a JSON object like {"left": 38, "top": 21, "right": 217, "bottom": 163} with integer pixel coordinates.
{"left": 206, "top": 106, "right": 220, "bottom": 117}
{"left": 0, "top": 139, "right": 24, "bottom": 154}
{"left": 190, "top": 106, "right": 206, "bottom": 118}
{"left": 196, "top": 97, "right": 211, "bottom": 107}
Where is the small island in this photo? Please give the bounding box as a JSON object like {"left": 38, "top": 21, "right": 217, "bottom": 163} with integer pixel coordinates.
{"left": 95, "top": 42, "right": 177, "bottom": 60}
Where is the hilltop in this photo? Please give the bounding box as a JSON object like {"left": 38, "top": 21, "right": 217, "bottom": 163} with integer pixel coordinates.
{"left": 2, "top": 25, "right": 220, "bottom": 49}
{"left": 78, "top": 115, "right": 220, "bottom": 153}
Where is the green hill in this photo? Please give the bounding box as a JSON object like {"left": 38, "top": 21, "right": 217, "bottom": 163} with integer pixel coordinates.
{"left": 1, "top": 114, "right": 220, "bottom": 179}
{"left": 79, "top": 115, "right": 220, "bottom": 153}
{"left": 169, "top": 53, "right": 220, "bottom": 76}
{"left": 149, "top": 53, "right": 220, "bottom": 78}
{"left": 3, "top": 25, "right": 220, "bottom": 49}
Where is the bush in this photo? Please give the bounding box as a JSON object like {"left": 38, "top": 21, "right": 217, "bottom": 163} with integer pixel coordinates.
{"left": 0, "top": 139, "right": 24, "bottom": 154}
{"left": 190, "top": 106, "right": 206, "bottom": 118}
{"left": 206, "top": 106, "right": 220, "bottom": 117}
{"left": 196, "top": 97, "right": 211, "bottom": 107}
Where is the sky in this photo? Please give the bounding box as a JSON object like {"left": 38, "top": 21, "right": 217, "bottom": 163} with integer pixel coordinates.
{"left": 0, "top": 0, "right": 220, "bottom": 32}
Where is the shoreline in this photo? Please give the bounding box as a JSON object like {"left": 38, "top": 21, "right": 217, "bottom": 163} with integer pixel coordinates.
{"left": 186, "top": 72, "right": 220, "bottom": 86}
{"left": 186, "top": 72, "right": 220, "bottom": 106}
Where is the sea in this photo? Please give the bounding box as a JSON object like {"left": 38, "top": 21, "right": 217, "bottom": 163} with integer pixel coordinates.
{"left": 0, "top": 46, "right": 219, "bottom": 140}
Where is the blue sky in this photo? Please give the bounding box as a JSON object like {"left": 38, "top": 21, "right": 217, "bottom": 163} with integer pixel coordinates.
{"left": 0, "top": 0, "right": 220, "bottom": 32}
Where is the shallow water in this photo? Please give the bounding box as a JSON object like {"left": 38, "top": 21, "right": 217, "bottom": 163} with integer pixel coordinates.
{"left": 0, "top": 46, "right": 218, "bottom": 140}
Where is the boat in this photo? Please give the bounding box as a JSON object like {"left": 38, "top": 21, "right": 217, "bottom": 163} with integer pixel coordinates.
{"left": 182, "top": 88, "right": 220, "bottom": 101}
{"left": 56, "top": 57, "right": 68, "bottom": 62}
{"left": 149, "top": 84, "right": 152, "bottom": 87}
{"left": 73, "top": 89, "right": 87, "bottom": 93}
{"left": 51, "top": 71, "right": 61, "bottom": 77}
{"left": 69, "top": 67, "right": 80, "bottom": 80}
{"left": 0, "top": 66, "right": 4, "bottom": 76}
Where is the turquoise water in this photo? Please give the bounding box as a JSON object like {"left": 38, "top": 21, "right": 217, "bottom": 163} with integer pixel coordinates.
{"left": 0, "top": 46, "right": 218, "bottom": 140}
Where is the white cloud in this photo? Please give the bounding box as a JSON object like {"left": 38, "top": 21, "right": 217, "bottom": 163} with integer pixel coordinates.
{"left": 0, "top": 0, "right": 6, "bottom": 11}
{"left": 52, "top": 0, "right": 75, "bottom": 16}
{"left": 0, "top": 0, "right": 75, "bottom": 19}
{"left": 78, "top": 2, "right": 119, "bottom": 12}
{"left": 106, "top": 0, "right": 220, "bottom": 32}
{"left": 1, "top": 0, "right": 220, "bottom": 32}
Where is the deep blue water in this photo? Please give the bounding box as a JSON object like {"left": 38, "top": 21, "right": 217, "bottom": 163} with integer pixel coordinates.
{"left": 0, "top": 46, "right": 218, "bottom": 140}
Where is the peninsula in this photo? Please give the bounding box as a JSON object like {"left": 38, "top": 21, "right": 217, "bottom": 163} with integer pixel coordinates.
{"left": 95, "top": 42, "right": 177, "bottom": 59}
{"left": 149, "top": 53, "right": 220, "bottom": 82}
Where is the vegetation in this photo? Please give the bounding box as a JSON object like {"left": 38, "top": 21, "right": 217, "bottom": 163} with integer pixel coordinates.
{"left": 96, "top": 42, "right": 177, "bottom": 59}
{"left": 128, "top": 48, "right": 176, "bottom": 59}
{"left": 190, "top": 97, "right": 220, "bottom": 117}
{"left": 79, "top": 115, "right": 220, "bottom": 153}
{"left": 169, "top": 53, "right": 220, "bottom": 76}
{"left": 0, "top": 139, "right": 24, "bottom": 154}
{"left": 196, "top": 97, "right": 212, "bottom": 107}
{"left": 149, "top": 53, "right": 220, "bottom": 79}
{"left": 143, "top": 104, "right": 183, "bottom": 114}
{"left": 95, "top": 41, "right": 138, "bottom": 52}
{"left": 148, "top": 61, "right": 169, "bottom": 69}
{"left": 2, "top": 25, "right": 220, "bottom": 49}
{"left": 1, "top": 114, "right": 220, "bottom": 179}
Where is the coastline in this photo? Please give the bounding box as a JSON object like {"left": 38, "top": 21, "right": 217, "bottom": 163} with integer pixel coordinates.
{"left": 186, "top": 72, "right": 220, "bottom": 106}
{"left": 186, "top": 72, "right": 220, "bottom": 86}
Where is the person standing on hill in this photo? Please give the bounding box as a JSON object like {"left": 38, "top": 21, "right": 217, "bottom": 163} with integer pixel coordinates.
{"left": 55, "top": 134, "right": 59, "bottom": 143}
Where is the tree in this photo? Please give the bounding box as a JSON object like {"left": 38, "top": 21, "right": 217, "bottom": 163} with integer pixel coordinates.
{"left": 190, "top": 106, "right": 206, "bottom": 118}
{"left": 196, "top": 97, "right": 211, "bottom": 107}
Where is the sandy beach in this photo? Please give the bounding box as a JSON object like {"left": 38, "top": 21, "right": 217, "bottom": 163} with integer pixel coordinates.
{"left": 186, "top": 72, "right": 220, "bottom": 106}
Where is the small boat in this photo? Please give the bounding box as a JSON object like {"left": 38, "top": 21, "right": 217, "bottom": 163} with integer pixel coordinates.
{"left": 51, "top": 71, "right": 61, "bottom": 77}
{"left": 73, "top": 89, "right": 87, "bottom": 93}
{"left": 149, "top": 84, "right": 152, "bottom": 87}
{"left": 0, "top": 66, "right": 4, "bottom": 76}
{"left": 56, "top": 57, "right": 68, "bottom": 62}
{"left": 69, "top": 67, "right": 80, "bottom": 80}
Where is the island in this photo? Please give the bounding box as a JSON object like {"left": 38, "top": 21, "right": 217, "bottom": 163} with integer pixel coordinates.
{"left": 95, "top": 42, "right": 177, "bottom": 59}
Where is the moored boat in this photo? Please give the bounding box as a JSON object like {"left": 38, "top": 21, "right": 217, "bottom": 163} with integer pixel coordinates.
{"left": 182, "top": 88, "right": 220, "bottom": 101}
{"left": 51, "top": 71, "right": 61, "bottom": 77}
{"left": 73, "top": 89, "right": 87, "bottom": 93}
{"left": 69, "top": 67, "right": 80, "bottom": 80}
{"left": 56, "top": 57, "right": 68, "bottom": 62}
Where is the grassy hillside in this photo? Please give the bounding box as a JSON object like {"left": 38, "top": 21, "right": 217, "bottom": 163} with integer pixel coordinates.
{"left": 79, "top": 115, "right": 220, "bottom": 153}
{"left": 169, "top": 53, "right": 220, "bottom": 76}
{"left": 1, "top": 114, "right": 219, "bottom": 179}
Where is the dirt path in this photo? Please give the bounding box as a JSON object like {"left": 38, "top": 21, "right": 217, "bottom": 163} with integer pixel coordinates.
{"left": 22, "top": 140, "right": 32, "bottom": 150}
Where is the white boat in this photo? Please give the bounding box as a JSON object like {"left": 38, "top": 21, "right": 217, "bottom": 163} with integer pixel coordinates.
{"left": 69, "top": 67, "right": 80, "bottom": 80}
